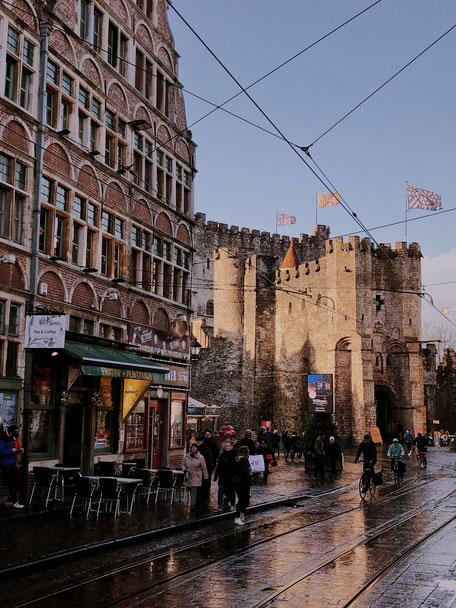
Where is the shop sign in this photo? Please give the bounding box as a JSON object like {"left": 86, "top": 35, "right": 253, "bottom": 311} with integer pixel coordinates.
{"left": 164, "top": 364, "right": 190, "bottom": 388}
{"left": 80, "top": 365, "right": 165, "bottom": 381}
{"left": 122, "top": 379, "right": 150, "bottom": 420}
{"left": 128, "top": 324, "right": 190, "bottom": 361}
{"left": 205, "top": 406, "right": 221, "bottom": 417}
{"left": 99, "top": 377, "right": 113, "bottom": 409}
{"left": 187, "top": 406, "right": 205, "bottom": 417}
{"left": 25, "top": 315, "right": 66, "bottom": 349}
{"left": 307, "top": 374, "right": 334, "bottom": 414}
{"left": 369, "top": 427, "right": 383, "bottom": 445}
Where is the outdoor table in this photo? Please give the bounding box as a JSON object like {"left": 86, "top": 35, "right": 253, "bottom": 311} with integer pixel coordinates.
{"left": 86, "top": 476, "right": 143, "bottom": 514}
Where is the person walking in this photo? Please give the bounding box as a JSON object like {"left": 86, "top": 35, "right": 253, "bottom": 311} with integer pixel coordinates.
{"left": 233, "top": 445, "right": 252, "bottom": 526}
{"left": 326, "top": 436, "right": 341, "bottom": 479}
{"left": 213, "top": 440, "right": 236, "bottom": 511}
{"left": 182, "top": 443, "right": 209, "bottom": 509}
{"left": 238, "top": 430, "right": 256, "bottom": 455}
{"left": 282, "top": 430, "right": 292, "bottom": 462}
{"left": 403, "top": 429, "right": 414, "bottom": 456}
{"left": 196, "top": 436, "right": 213, "bottom": 506}
{"left": 0, "top": 425, "right": 24, "bottom": 508}
{"left": 257, "top": 438, "right": 275, "bottom": 484}
{"left": 313, "top": 432, "right": 326, "bottom": 480}
{"left": 295, "top": 432, "right": 306, "bottom": 462}
{"left": 271, "top": 430, "right": 281, "bottom": 460}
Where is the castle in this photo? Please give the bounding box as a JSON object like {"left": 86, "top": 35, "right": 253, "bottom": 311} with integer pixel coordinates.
{"left": 191, "top": 214, "right": 427, "bottom": 443}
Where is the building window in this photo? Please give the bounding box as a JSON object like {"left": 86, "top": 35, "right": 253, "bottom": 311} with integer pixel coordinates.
{"left": 5, "top": 342, "right": 18, "bottom": 376}
{"left": 8, "top": 304, "right": 20, "bottom": 336}
{"left": 72, "top": 222, "right": 81, "bottom": 264}
{"left": 0, "top": 301, "right": 5, "bottom": 334}
{"left": 78, "top": 86, "right": 101, "bottom": 150}
{"left": 80, "top": 0, "right": 90, "bottom": 39}
{"left": 69, "top": 316, "right": 81, "bottom": 332}
{"left": 156, "top": 70, "right": 172, "bottom": 117}
{"left": 46, "top": 62, "right": 75, "bottom": 132}
{"left": 0, "top": 155, "right": 28, "bottom": 242}
{"left": 5, "top": 28, "right": 35, "bottom": 110}
{"left": 105, "top": 109, "right": 127, "bottom": 170}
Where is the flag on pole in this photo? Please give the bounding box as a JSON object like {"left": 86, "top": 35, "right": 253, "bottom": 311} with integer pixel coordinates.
{"left": 276, "top": 213, "right": 296, "bottom": 226}
{"left": 406, "top": 184, "right": 442, "bottom": 211}
{"left": 317, "top": 192, "right": 340, "bottom": 209}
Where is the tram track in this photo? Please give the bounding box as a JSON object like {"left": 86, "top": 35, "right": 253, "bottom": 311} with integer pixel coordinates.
{"left": 12, "top": 472, "right": 454, "bottom": 608}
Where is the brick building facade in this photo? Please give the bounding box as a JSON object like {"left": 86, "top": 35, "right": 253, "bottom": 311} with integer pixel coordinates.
{"left": 0, "top": 0, "right": 195, "bottom": 480}
{"left": 191, "top": 215, "right": 427, "bottom": 443}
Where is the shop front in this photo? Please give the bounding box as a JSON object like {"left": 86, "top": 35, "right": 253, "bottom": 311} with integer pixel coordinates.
{"left": 28, "top": 343, "right": 168, "bottom": 475}
{"left": 187, "top": 397, "right": 221, "bottom": 439}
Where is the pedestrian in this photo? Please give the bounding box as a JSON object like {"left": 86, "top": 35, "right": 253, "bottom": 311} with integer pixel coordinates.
{"left": 233, "top": 445, "right": 252, "bottom": 526}
{"left": 271, "top": 429, "right": 281, "bottom": 460}
{"left": 251, "top": 433, "right": 259, "bottom": 453}
{"left": 196, "top": 435, "right": 213, "bottom": 506}
{"left": 238, "top": 430, "right": 256, "bottom": 455}
{"left": 0, "top": 425, "right": 24, "bottom": 508}
{"left": 213, "top": 440, "right": 236, "bottom": 511}
{"left": 403, "top": 429, "right": 414, "bottom": 456}
{"left": 295, "top": 432, "right": 306, "bottom": 462}
{"left": 282, "top": 430, "right": 292, "bottom": 461}
{"left": 257, "top": 438, "right": 275, "bottom": 483}
{"left": 182, "top": 443, "right": 208, "bottom": 509}
{"left": 326, "top": 436, "right": 341, "bottom": 479}
{"left": 290, "top": 431, "right": 298, "bottom": 461}
{"left": 396, "top": 421, "right": 404, "bottom": 441}
{"left": 203, "top": 429, "right": 219, "bottom": 467}
{"left": 313, "top": 432, "right": 326, "bottom": 480}
{"left": 354, "top": 433, "right": 378, "bottom": 482}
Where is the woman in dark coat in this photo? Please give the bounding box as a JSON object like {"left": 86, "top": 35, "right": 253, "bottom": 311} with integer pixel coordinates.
{"left": 256, "top": 438, "right": 275, "bottom": 484}
{"left": 233, "top": 445, "right": 251, "bottom": 525}
{"left": 213, "top": 440, "right": 236, "bottom": 511}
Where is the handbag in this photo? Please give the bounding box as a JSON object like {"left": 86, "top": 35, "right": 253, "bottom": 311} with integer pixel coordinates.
{"left": 265, "top": 454, "right": 273, "bottom": 461}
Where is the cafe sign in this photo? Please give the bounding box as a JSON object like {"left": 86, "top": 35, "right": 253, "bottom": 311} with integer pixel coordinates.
{"left": 25, "top": 314, "right": 66, "bottom": 349}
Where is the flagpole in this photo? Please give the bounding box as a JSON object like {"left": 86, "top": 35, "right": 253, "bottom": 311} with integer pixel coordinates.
{"left": 315, "top": 195, "right": 318, "bottom": 225}
{"left": 405, "top": 182, "right": 408, "bottom": 243}
{"left": 275, "top": 210, "right": 278, "bottom": 234}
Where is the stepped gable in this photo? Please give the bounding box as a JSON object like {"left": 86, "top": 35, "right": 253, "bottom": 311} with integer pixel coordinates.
{"left": 280, "top": 237, "right": 300, "bottom": 269}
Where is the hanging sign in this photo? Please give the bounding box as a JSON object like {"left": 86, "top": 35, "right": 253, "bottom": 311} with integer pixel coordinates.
{"left": 122, "top": 379, "right": 150, "bottom": 420}
{"left": 25, "top": 315, "right": 66, "bottom": 349}
{"left": 307, "top": 374, "right": 334, "bottom": 414}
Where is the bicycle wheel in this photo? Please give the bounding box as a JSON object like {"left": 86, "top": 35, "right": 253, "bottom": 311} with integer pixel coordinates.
{"left": 369, "top": 478, "right": 376, "bottom": 497}
{"left": 359, "top": 474, "right": 368, "bottom": 500}
{"left": 394, "top": 469, "right": 402, "bottom": 488}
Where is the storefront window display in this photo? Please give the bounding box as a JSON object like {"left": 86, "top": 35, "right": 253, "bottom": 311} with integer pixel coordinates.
{"left": 30, "top": 409, "right": 51, "bottom": 454}
{"left": 0, "top": 391, "right": 18, "bottom": 427}
{"left": 125, "top": 398, "right": 148, "bottom": 452}
{"left": 94, "top": 377, "right": 115, "bottom": 453}
{"left": 170, "top": 397, "right": 184, "bottom": 448}
{"left": 30, "top": 365, "right": 55, "bottom": 458}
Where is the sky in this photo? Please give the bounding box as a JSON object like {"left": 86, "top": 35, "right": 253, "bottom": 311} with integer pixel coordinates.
{"left": 167, "top": 1, "right": 456, "bottom": 332}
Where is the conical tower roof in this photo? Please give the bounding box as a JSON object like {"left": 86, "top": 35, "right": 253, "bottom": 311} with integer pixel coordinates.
{"left": 280, "top": 237, "right": 300, "bottom": 269}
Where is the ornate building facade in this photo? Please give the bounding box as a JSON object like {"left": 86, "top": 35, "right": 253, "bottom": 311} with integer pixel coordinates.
{"left": 0, "top": 0, "right": 195, "bottom": 477}
{"left": 192, "top": 215, "right": 427, "bottom": 443}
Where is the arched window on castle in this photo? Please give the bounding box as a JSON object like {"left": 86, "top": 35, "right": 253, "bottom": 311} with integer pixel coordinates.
{"left": 206, "top": 300, "right": 214, "bottom": 317}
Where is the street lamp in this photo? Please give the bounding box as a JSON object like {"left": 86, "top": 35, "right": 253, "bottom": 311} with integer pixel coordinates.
{"left": 190, "top": 339, "right": 201, "bottom": 359}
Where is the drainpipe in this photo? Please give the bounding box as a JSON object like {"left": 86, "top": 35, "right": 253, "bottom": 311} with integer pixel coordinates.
{"left": 21, "top": 22, "right": 54, "bottom": 502}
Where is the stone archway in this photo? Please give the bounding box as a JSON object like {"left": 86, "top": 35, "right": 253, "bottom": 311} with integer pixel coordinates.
{"left": 375, "top": 385, "right": 395, "bottom": 441}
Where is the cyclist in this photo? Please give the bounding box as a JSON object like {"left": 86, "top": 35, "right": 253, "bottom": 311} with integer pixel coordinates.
{"left": 415, "top": 432, "right": 428, "bottom": 467}
{"left": 387, "top": 438, "right": 405, "bottom": 479}
{"left": 354, "top": 434, "right": 377, "bottom": 488}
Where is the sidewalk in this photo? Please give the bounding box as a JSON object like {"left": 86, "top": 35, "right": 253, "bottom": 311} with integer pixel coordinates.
{"left": 0, "top": 451, "right": 360, "bottom": 575}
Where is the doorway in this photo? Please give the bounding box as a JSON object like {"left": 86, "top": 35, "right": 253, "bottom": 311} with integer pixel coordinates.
{"left": 63, "top": 405, "right": 83, "bottom": 466}
{"left": 149, "top": 399, "right": 164, "bottom": 468}
{"left": 375, "top": 387, "right": 394, "bottom": 441}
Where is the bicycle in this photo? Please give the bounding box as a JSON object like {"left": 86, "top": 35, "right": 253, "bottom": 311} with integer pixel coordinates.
{"left": 391, "top": 456, "right": 403, "bottom": 488}
{"left": 417, "top": 449, "right": 427, "bottom": 469}
{"left": 358, "top": 459, "right": 376, "bottom": 500}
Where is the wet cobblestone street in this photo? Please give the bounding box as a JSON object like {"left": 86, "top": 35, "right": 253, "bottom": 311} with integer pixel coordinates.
{"left": 2, "top": 447, "right": 456, "bottom": 608}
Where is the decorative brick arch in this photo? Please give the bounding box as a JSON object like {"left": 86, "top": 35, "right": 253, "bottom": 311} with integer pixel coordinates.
{"left": 38, "top": 271, "right": 66, "bottom": 301}
{"left": 101, "top": 293, "right": 122, "bottom": 317}
{"left": 43, "top": 143, "right": 72, "bottom": 179}
{"left": 0, "top": 260, "right": 24, "bottom": 290}
{"left": 176, "top": 224, "right": 190, "bottom": 245}
{"left": 105, "top": 181, "right": 127, "bottom": 211}
{"left": 134, "top": 105, "right": 153, "bottom": 124}
{"left": 80, "top": 57, "right": 103, "bottom": 90}
{"left": 158, "top": 46, "right": 174, "bottom": 73}
{"left": 133, "top": 200, "right": 152, "bottom": 226}
{"left": 107, "top": 82, "right": 129, "bottom": 113}
{"left": 130, "top": 300, "right": 150, "bottom": 325}
{"left": 175, "top": 139, "right": 191, "bottom": 164}
{"left": 50, "top": 30, "right": 77, "bottom": 66}
{"left": 136, "top": 23, "right": 155, "bottom": 52}
{"left": 9, "top": 0, "right": 37, "bottom": 30}
{"left": 71, "top": 282, "right": 97, "bottom": 308}
{"left": 157, "top": 124, "right": 172, "bottom": 144}
{"left": 110, "top": 0, "right": 129, "bottom": 23}
{"left": 3, "top": 120, "right": 31, "bottom": 154}
{"left": 77, "top": 164, "right": 100, "bottom": 198}
{"left": 155, "top": 212, "right": 172, "bottom": 236}
{"left": 153, "top": 307, "right": 169, "bottom": 330}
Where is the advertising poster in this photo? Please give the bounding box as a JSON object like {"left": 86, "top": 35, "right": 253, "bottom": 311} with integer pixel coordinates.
{"left": 307, "top": 374, "right": 334, "bottom": 414}
{"left": 0, "top": 392, "right": 17, "bottom": 427}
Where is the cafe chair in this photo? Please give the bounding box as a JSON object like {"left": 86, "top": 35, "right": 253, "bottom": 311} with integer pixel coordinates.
{"left": 122, "top": 462, "right": 138, "bottom": 477}
{"left": 70, "top": 476, "right": 98, "bottom": 518}
{"left": 155, "top": 469, "right": 177, "bottom": 504}
{"left": 137, "top": 469, "right": 158, "bottom": 503}
{"left": 97, "top": 478, "right": 121, "bottom": 518}
{"left": 94, "top": 461, "right": 116, "bottom": 477}
{"left": 29, "top": 466, "right": 59, "bottom": 508}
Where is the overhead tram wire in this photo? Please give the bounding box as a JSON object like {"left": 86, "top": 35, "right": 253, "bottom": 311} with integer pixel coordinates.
{"left": 307, "top": 23, "right": 456, "bottom": 149}
{"left": 168, "top": 2, "right": 456, "bottom": 330}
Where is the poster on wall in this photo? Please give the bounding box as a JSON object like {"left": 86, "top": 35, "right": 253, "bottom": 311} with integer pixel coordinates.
{"left": 307, "top": 374, "right": 334, "bottom": 414}
{"left": 0, "top": 392, "right": 17, "bottom": 427}
{"left": 122, "top": 379, "right": 150, "bottom": 420}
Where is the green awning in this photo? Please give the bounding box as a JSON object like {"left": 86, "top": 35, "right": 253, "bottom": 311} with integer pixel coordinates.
{"left": 62, "top": 343, "right": 168, "bottom": 381}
